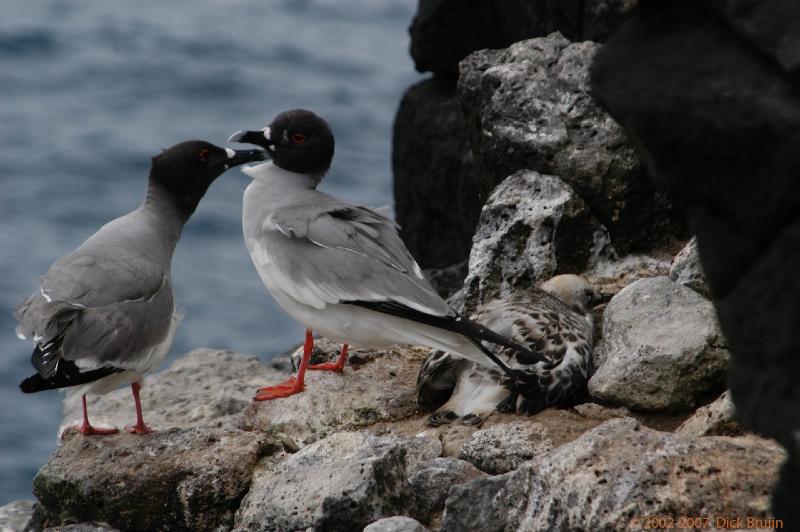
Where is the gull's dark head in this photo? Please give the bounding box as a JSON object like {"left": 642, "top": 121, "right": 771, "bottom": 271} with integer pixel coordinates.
{"left": 149, "top": 140, "right": 266, "bottom": 218}
{"left": 228, "top": 109, "right": 335, "bottom": 176}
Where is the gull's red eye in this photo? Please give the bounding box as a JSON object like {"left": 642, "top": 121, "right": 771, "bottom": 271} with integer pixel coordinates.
{"left": 199, "top": 148, "right": 210, "bottom": 163}
{"left": 291, "top": 133, "right": 306, "bottom": 144}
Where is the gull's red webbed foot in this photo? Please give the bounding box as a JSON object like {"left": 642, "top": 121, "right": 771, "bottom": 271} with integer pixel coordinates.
{"left": 254, "top": 330, "right": 313, "bottom": 401}
{"left": 307, "top": 344, "right": 348, "bottom": 374}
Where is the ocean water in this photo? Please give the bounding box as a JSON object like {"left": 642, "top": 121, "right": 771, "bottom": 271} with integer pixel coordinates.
{"left": 0, "top": 0, "right": 419, "bottom": 504}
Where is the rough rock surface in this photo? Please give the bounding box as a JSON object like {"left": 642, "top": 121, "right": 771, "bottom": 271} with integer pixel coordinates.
{"left": 590, "top": 277, "right": 729, "bottom": 411}
{"left": 234, "top": 432, "right": 413, "bottom": 532}
{"left": 363, "top": 516, "right": 428, "bottom": 532}
{"left": 242, "top": 339, "right": 426, "bottom": 443}
{"left": 677, "top": 391, "right": 743, "bottom": 437}
{"left": 459, "top": 422, "right": 553, "bottom": 474}
{"left": 459, "top": 33, "right": 685, "bottom": 255}
{"left": 591, "top": 0, "right": 800, "bottom": 518}
{"left": 669, "top": 237, "right": 710, "bottom": 298}
{"left": 392, "top": 78, "right": 481, "bottom": 269}
{"left": 409, "top": 0, "right": 638, "bottom": 76}
{"left": 34, "top": 428, "right": 279, "bottom": 531}
{"left": 463, "top": 170, "right": 612, "bottom": 311}
{"left": 0, "top": 500, "right": 34, "bottom": 532}
{"left": 60, "top": 349, "right": 287, "bottom": 436}
{"left": 442, "top": 418, "right": 785, "bottom": 531}
{"left": 407, "top": 457, "right": 485, "bottom": 523}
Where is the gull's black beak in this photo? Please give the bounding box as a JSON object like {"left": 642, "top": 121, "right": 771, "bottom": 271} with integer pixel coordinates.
{"left": 228, "top": 128, "right": 274, "bottom": 158}
{"left": 224, "top": 147, "right": 268, "bottom": 168}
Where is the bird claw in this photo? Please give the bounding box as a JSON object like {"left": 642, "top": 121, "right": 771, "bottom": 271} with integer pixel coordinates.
{"left": 254, "top": 376, "right": 304, "bottom": 400}
{"left": 307, "top": 361, "right": 344, "bottom": 373}
{"left": 125, "top": 423, "right": 154, "bottom": 435}
{"left": 497, "top": 392, "right": 518, "bottom": 414}
{"left": 62, "top": 423, "right": 119, "bottom": 438}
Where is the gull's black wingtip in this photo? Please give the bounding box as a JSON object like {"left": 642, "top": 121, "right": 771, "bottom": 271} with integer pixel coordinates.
{"left": 20, "top": 374, "right": 43, "bottom": 393}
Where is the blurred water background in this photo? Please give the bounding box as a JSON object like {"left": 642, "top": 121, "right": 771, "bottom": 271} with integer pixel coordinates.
{"left": 0, "top": 0, "right": 418, "bottom": 504}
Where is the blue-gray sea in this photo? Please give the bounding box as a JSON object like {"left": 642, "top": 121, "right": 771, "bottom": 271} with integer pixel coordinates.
{"left": 0, "top": 0, "right": 418, "bottom": 504}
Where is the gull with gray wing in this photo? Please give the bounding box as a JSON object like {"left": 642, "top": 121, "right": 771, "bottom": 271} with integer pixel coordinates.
{"left": 15, "top": 141, "right": 265, "bottom": 435}
{"left": 229, "top": 109, "right": 548, "bottom": 401}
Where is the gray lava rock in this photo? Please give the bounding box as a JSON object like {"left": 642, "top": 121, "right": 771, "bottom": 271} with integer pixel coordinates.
{"left": 60, "top": 349, "right": 287, "bottom": 435}
{"left": 242, "top": 339, "right": 426, "bottom": 443}
{"left": 459, "top": 422, "right": 553, "bottom": 475}
{"left": 677, "top": 391, "right": 743, "bottom": 437}
{"left": 440, "top": 473, "right": 512, "bottom": 532}
{"left": 408, "top": 457, "right": 485, "bottom": 523}
{"left": 590, "top": 2, "right": 800, "bottom": 518}
{"left": 0, "top": 500, "right": 34, "bottom": 532}
{"left": 235, "top": 432, "right": 413, "bottom": 532}
{"left": 34, "top": 428, "right": 279, "bottom": 531}
{"left": 43, "top": 525, "right": 119, "bottom": 532}
{"left": 364, "top": 516, "right": 429, "bottom": 532}
{"left": 423, "top": 260, "right": 468, "bottom": 300}
{"left": 458, "top": 33, "right": 685, "bottom": 255}
{"left": 409, "top": 0, "right": 637, "bottom": 76}
{"left": 589, "top": 277, "right": 729, "bottom": 411}
{"left": 669, "top": 237, "right": 710, "bottom": 298}
{"left": 442, "top": 418, "right": 785, "bottom": 530}
{"left": 463, "top": 170, "right": 612, "bottom": 311}
{"left": 392, "top": 78, "right": 482, "bottom": 269}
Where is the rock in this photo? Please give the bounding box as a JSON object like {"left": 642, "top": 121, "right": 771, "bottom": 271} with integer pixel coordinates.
{"left": 34, "top": 428, "right": 279, "bottom": 531}
{"left": 408, "top": 0, "right": 638, "bottom": 77}
{"left": 364, "top": 516, "right": 428, "bottom": 532}
{"left": 404, "top": 432, "right": 443, "bottom": 473}
{"left": 408, "top": 457, "right": 485, "bottom": 523}
{"left": 589, "top": 277, "right": 729, "bottom": 411}
{"left": 60, "top": 349, "right": 288, "bottom": 435}
{"left": 423, "top": 260, "right": 468, "bottom": 300}
{"left": 43, "top": 525, "right": 119, "bottom": 532}
{"left": 458, "top": 33, "right": 686, "bottom": 255}
{"left": 392, "top": 78, "right": 482, "bottom": 269}
{"left": 459, "top": 422, "right": 553, "bottom": 474}
{"left": 677, "top": 391, "right": 744, "bottom": 437}
{"left": 440, "top": 473, "right": 512, "bottom": 532}
{"left": 242, "top": 339, "right": 426, "bottom": 443}
{"left": 0, "top": 500, "right": 34, "bottom": 532}
{"left": 235, "top": 432, "right": 414, "bottom": 532}
{"left": 442, "top": 418, "right": 785, "bottom": 530}
{"left": 583, "top": 0, "right": 639, "bottom": 42}
{"left": 463, "top": 170, "right": 612, "bottom": 311}
{"left": 669, "top": 237, "right": 710, "bottom": 298}
{"left": 590, "top": 2, "right": 800, "bottom": 519}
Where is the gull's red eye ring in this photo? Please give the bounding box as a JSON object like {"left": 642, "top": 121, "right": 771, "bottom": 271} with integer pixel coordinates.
{"left": 199, "top": 148, "right": 210, "bottom": 163}
{"left": 291, "top": 133, "right": 306, "bottom": 144}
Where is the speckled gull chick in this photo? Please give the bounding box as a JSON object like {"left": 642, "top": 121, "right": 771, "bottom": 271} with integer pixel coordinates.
{"left": 417, "top": 275, "right": 600, "bottom": 425}
{"left": 14, "top": 141, "right": 265, "bottom": 435}
{"left": 228, "top": 109, "right": 549, "bottom": 401}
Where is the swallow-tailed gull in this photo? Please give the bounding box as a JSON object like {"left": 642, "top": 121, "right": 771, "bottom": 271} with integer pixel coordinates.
{"left": 417, "top": 274, "right": 599, "bottom": 425}
{"left": 228, "top": 109, "right": 549, "bottom": 401}
{"left": 15, "top": 141, "right": 265, "bottom": 435}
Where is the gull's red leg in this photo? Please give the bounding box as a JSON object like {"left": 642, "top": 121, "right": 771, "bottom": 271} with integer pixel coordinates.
{"left": 308, "top": 343, "right": 349, "bottom": 373}
{"left": 62, "top": 395, "right": 118, "bottom": 438}
{"left": 125, "top": 382, "right": 153, "bottom": 435}
{"left": 254, "top": 329, "right": 313, "bottom": 401}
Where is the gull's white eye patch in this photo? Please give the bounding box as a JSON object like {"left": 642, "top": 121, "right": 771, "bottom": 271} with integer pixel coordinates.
{"left": 225, "top": 148, "right": 236, "bottom": 159}
{"left": 262, "top": 126, "right": 271, "bottom": 141}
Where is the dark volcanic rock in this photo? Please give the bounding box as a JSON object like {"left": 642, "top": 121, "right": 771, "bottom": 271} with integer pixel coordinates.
{"left": 392, "top": 78, "right": 481, "bottom": 269}
{"left": 408, "top": 0, "right": 638, "bottom": 77}
{"left": 442, "top": 418, "right": 784, "bottom": 530}
{"left": 459, "top": 33, "right": 686, "bottom": 256}
{"left": 33, "top": 428, "right": 279, "bottom": 531}
{"left": 590, "top": 0, "right": 800, "bottom": 519}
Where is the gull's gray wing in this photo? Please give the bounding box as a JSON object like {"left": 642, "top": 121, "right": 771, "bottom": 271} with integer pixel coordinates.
{"left": 15, "top": 247, "right": 174, "bottom": 375}
{"left": 248, "top": 193, "right": 451, "bottom": 316}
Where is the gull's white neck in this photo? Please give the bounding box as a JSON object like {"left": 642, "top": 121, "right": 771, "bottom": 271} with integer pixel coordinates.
{"left": 242, "top": 161, "right": 321, "bottom": 191}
